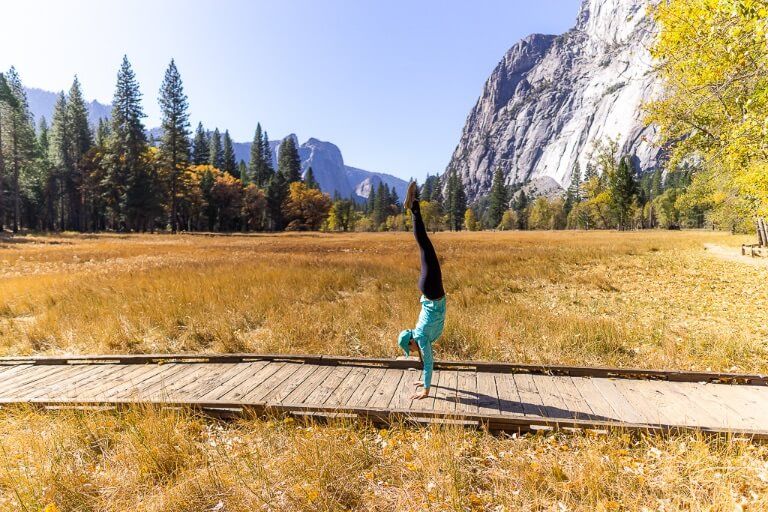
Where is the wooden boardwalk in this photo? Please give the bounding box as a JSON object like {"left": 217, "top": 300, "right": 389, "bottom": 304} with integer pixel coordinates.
{"left": 0, "top": 353, "right": 766, "bottom": 438}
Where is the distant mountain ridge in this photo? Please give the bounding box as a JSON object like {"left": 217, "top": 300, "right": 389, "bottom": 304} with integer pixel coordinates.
{"left": 24, "top": 86, "right": 405, "bottom": 201}
{"left": 25, "top": 87, "right": 111, "bottom": 127}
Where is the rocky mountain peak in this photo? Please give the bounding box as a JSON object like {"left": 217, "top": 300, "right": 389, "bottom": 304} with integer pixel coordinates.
{"left": 446, "top": 0, "right": 661, "bottom": 202}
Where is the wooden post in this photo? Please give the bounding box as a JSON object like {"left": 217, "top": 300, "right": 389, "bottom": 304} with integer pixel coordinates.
{"left": 760, "top": 218, "right": 768, "bottom": 248}
{"left": 757, "top": 219, "right": 765, "bottom": 247}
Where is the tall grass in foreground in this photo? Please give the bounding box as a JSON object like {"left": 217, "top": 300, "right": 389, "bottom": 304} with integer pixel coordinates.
{"left": 0, "top": 406, "right": 765, "bottom": 512}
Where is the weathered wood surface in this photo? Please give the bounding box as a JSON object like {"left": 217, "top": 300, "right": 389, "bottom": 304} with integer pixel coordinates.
{"left": 0, "top": 354, "right": 766, "bottom": 438}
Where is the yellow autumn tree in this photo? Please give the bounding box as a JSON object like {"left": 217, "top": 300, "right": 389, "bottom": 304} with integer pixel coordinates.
{"left": 283, "top": 181, "right": 332, "bottom": 231}
{"left": 645, "top": 0, "right": 768, "bottom": 225}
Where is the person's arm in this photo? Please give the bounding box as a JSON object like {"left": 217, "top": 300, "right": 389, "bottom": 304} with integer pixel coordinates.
{"left": 411, "top": 339, "right": 433, "bottom": 400}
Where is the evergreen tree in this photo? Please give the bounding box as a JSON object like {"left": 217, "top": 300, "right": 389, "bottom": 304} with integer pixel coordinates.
{"left": 609, "top": 155, "right": 638, "bottom": 230}
{"left": 222, "top": 129, "right": 237, "bottom": 176}
{"left": 0, "top": 72, "right": 19, "bottom": 230}
{"left": 366, "top": 186, "right": 376, "bottom": 215}
{"left": 64, "top": 76, "right": 92, "bottom": 230}
{"left": 105, "top": 56, "right": 150, "bottom": 231}
{"left": 304, "top": 166, "right": 319, "bottom": 189}
{"left": 446, "top": 169, "right": 467, "bottom": 231}
{"left": 564, "top": 162, "right": 582, "bottom": 215}
{"left": 3, "top": 67, "right": 36, "bottom": 232}
{"left": 208, "top": 128, "right": 222, "bottom": 169}
{"left": 95, "top": 118, "right": 111, "bottom": 148}
{"left": 249, "top": 123, "right": 272, "bottom": 187}
{"left": 488, "top": 167, "right": 508, "bottom": 228}
{"left": 266, "top": 171, "right": 288, "bottom": 230}
{"left": 372, "top": 181, "right": 387, "bottom": 227}
{"left": 48, "top": 91, "right": 71, "bottom": 230}
{"left": 158, "top": 59, "right": 191, "bottom": 232}
{"left": 262, "top": 130, "right": 273, "bottom": 172}
{"left": 239, "top": 160, "right": 249, "bottom": 185}
{"left": 277, "top": 136, "right": 302, "bottom": 183}
{"left": 191, "top": 122, "right": 209, "bottom": 165}
{"left": 513, "top": 189, "right": 529, "bottom": 230}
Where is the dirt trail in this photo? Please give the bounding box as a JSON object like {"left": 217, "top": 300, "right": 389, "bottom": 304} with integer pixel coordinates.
{"left": 703, "top": 243, "right": 768, "bottom": 268}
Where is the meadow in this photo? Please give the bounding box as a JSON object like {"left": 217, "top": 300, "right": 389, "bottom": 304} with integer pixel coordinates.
{"left": 1, "top": 230, "right": 767, "bottom": 511}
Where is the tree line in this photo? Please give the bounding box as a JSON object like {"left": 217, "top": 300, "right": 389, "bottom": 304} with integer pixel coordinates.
{"left": 0, "top": 58, "right": 331, "bottom": 233}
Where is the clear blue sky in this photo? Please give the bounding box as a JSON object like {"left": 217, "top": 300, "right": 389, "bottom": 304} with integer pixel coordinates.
{"left": 1, "top": 0, "right": 579, "bottom": 181}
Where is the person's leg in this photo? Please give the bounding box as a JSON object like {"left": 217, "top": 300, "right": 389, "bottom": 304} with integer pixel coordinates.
{"left": 411, "top": 200, "right": 445, "bottom": 300}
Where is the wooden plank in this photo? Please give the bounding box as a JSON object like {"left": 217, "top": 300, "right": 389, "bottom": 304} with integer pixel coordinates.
{"left": 455, "top": 371, "right": 478, "bottom": 414}
{"left": 241, "top": 363, "right": 305, "bottom": 403}
{"left": 433, "top": 370, "right": 458, "bottom": 414}
{"left": 217, "top": 362, "right": 284, "bottom": 402}
{"left": 476, "top": 372, "right": 500, "bottom": 415}
{"left": 681, "top": 382, "right": 748, "bottom": 429}
{"left": 2, "top": 353, "right": 768, "bottom": 385}
{"left": 326, "top": 367, "right": 369, "bottom": 408}
{"left": 530, "top": 374, "right": 575, "bottom": 420}
{"left": 92, "top": 363, "right": 179, "bottom": 399}
{"left": 180, "top": 363, "right": 254, "bottom": 400}
{"left": 196, "top": 361, "right": 270, "bottom": 401}
{"left": 66, "top": 364, "right": 149, "bottom": 399}
{"left": 613, "top": 379, "right": 678, "bottom": 425}
{"left": 510, "top": 374, "right": 544, "bottom": 417}
{"left": 646, "top": 381, "right": 722, "bottom": 428}
{"left": 0, "top": 366, "right": 69, "bottom": 395}
{"left": 550, "top": 375, "right": 595, "bottom": 420}
{"left": 2, "top": 365, "right": 84, "bottom": 399}
{"left": 14, "top": 364, "right": 111, "bottom": 400}
{"left": 261, "top": 364, "right": 317, "bottom": 404}
{"left": 410, "top": 369, "right": 442, "bottom": 412}
{"left": 367, "top": 369, "right": 404, "bottom": 409}
{"left": 281, "top": 365, "right": 336, "bottom": 406}
{"left": 303, "top": 366, "right": 352, "bottom": 405}
{"left": 389, "top": 368, "right": 419, "bottom": 410}
{"left": 694, "top": 383, "right": 768, "bottom": 430}
{"left": 590, "top": 378, "right": 653, "bottom": 425}
{"left": 149, "top": 363, "right": 235, "bottom": 401}
{"left": 346, "top": 368, "right": 388, "bottom": 408}
{"left": 570, "top": 377, "right": 621, "bottom": 422}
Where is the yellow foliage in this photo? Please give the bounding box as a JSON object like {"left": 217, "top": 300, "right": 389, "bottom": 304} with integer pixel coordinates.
{"left": 646, "top": 0, "right": 768, "bottom": 223}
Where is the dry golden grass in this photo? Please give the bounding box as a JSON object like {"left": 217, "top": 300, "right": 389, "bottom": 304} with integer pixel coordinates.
{"left": 1, "top": 406, "right": 767, "bottom": 512}
{"left": 1, "top": 230, "right": 767, "bottom": 511}
{"left": 1, "top": 230, "right": 765, "bottom": 371}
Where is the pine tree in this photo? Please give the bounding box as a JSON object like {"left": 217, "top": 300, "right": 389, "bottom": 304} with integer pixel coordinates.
{"left": 105, "top": 56, "right": 150, "bottom": 231}
{"left": 64, "top": 76, "right": 92, "bottom": 230}
{"left": 446, "top": 169, "right": 466, "bottom": 231}
{"left": 488, "top": 167, "right": 508, "bottom": 228}
{"left": 372, "top": 181, "right": 386, "bottom": 227}
{"left": 222, "top": 129, "right": 237, "bottom": 176}
{"left": 262, "top": 131, "right": 273, "bottom": 172}
{"left": 158, "top": 59, "right": 191, "bottom": 232}
{"left": 48, "top": 92, "right": 70, "bottom": 230}
{"left": 277, "top": 136, "right": 302, "bottom": 183}
{"left": 564, "top": 162, "right": 582, "bottom": 215}
{"left": 191, "top": 122, "right": 209, "bottom": 165}
{"left": 266, "top": 171, "right": 288, "bottom": 230}
{"left": 239, "top": 160, "right": 249, "bottom": 185}
{"left": 514, "top": 189, "right": 529, "bottom": 230}
{"left": 208, "top": 128, "right": 222, "bottom": 169}
{"left": 304, "top": 166, "right": 319, "bottom": 189}
{"left": 366, "top": 186, "right": 377, "bottom": 215}
{"left": 609, "top": 156, "right": 638, "bottom": 230}
{"left": 249, "top": 123, "right": 272, "bottom": 187}
{"left": 3, "top": 67, "right": 36, "bottom": 232}
{"left": 95, "top": 118, "right": 111, "bottom": 148}
{"left": 0, "top": 72, "right": 20, "bottom": 230}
